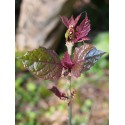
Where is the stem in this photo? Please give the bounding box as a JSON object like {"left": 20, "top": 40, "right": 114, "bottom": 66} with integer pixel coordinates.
{"left": 68, "top": 76, "right": 72, "bottom": 125}
{"left": 66, "top": 42, "right": 73, "bottom": 55}
{"left": 68, "top": 101, "right": 72, "bottom": 125}
{"left": 65, "top": 41, "right": 73, "bottom": 125}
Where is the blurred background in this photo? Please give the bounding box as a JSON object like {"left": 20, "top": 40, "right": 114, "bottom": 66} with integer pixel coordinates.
{"left": 15, "top": 0, "right": 109, "bottom": 125}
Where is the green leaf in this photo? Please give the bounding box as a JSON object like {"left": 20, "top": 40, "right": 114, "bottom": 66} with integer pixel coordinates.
{"left": 18, "top": 47, "right": 62, "bottom": 80}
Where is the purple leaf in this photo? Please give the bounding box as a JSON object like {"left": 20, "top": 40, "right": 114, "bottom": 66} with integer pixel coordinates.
{"left": 75, "top": 26, "right": 90, "bottom": 38}
{"left": 61, "top": 13, "right": 90, "bottom": 43}
{"left": 74, "top": 13, "right": 82, "bottom": 27}
{"left": 71, "top": 43, "right": 105, "bottom": 77}
{"left": 82, "top": 48, "right": 106, "bottom": 71}
{"left": 61, "top": 13, "right": 82, "bottom": 28}
{"left": 60, "top": 16, "right": 69, "bottom": 28}
{"left": 68, "top": 16, "right": 75, "bottom": 26}
{"left": 49, "top": 86, "right": 67, "bottom": 100}
{"left": 76, "top": 13, "right": 90, "bottom": 32}
{"left": 71, "top": 43, "right": 93, "bottom": 77}
{"left": 73, "top": 13, "right": 91, "bottom": 43}
{"left": 81, "top": 37, "right": 90, "bottom": 41}
{"left": 18, "top": 47, "right": 62, "bottom": 80}
{"left": 61, "top": 51, "right": 74, "bottom": 70}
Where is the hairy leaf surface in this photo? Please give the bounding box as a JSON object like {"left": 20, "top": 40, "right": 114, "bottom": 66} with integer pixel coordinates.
{"left": 71, "top": 43, "right": 105, "bottom": 77}
{"left": 18, "top": 47, "right": 62, "bottom": 80}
